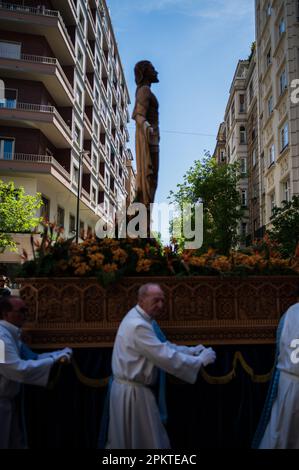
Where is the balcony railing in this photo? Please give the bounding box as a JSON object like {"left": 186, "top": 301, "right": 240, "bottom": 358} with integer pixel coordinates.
{"left": 0, "top": 2, "right": 74, "bottom": 54}
{"left": 0, "top": 51, "right": 73, "bottom": 95}
{"left": 0, "top": 101, "right": 71, "bottom": 135}
{"left": 0, "top": 153, "right": 70, "bottom": 180}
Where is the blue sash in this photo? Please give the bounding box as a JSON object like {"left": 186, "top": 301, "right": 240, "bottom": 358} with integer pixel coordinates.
{"left": 251, "top": 314, "right": 286, "bottom": 448}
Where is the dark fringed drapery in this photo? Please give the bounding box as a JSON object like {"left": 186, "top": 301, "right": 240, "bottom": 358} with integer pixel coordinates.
{"left": 24, "top": 345, "right": 275, "bottom": 449}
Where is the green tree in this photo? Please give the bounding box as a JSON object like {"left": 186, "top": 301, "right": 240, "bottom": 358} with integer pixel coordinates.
{"left": 268, "top": 195, "right": 299, "bottom": 258}
{"left": 0, "top": 180, "right": 42, "bottom": 252}
{"left": 169, "top": 153, "right": 244, "bottom": 255}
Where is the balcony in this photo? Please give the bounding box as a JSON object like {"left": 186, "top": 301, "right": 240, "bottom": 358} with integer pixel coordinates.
{"left": 87, "top": 6, "right": 96, "bottom": 40}
{"left": 86, "top": 41, "right": 95, "bottom": 73}
{"left": 0, "top": 102, "right": 72, "bottom": 148}
{"left": 84, "top": 113, "right": 93, "bottom": 140}
{"left": 51, "top": 0, "right": 76, "bottom": 25}
{"left": 0, "top": 152, "right": 71, "bottom": 183}
{"left": 0, "top": 52, "right": 74, "bottom": 106}
{"left": 0, "top": 2, "right": 75, "bottom": 65}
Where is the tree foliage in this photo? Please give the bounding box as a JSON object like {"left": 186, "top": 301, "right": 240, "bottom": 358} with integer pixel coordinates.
{"left": 169, "top": 153, "right": 244, "bottom": 255}
{"left": 0, "top": 180, "right": 42, "bottom": 252}
{"left": 268, "top": 195, "right": 299, "bottom": 258}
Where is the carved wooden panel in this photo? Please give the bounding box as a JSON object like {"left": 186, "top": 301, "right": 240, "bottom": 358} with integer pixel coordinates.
{"left": 18, "top": 276, "right": 299, "bottom": 348}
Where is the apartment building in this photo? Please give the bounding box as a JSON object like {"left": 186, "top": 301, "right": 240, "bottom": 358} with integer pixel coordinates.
{"left": 224, "top": 59, "right": 250, "bottom": 243}
{"left": 215, "top": 0, "right": 299, "bottom": 244}
{"left": 213, "top": 122, "right": 226, "bottom": 165}
{"left": 256, "top": 0, "right": 299, "bottom": 226}
{"left": 0, "top": 0, "right": 132, "bottom": 261}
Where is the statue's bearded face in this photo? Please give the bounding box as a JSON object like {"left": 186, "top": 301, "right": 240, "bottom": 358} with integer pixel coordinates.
{"left": 146, "top": 63, "right": 159, "bottom": 84}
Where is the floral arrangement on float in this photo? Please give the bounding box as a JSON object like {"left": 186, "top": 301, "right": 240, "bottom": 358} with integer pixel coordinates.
{"left": 17, "top": 225, "right": 299, "bottom": 285}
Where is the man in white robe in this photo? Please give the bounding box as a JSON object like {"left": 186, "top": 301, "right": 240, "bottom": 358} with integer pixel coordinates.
{"left": 105, "top": 283, "right": 216, "bottom": 449}
{"left": 0, "top": 295, "right": 72, "bottom": 449}
{"left": 257, "top": 290, "right": 299, "bottom": 449}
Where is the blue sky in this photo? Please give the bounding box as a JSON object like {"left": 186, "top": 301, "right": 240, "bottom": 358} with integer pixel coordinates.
{"left": 107, "top": 0, "right": 255, "bottom": 203}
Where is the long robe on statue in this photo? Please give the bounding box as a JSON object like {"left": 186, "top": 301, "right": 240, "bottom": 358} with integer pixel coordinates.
{"left": 132, "top": 85, "right": 159, "bottom": 206}
{"left": 0, "top": 320, "right": 54, "bottom": 449}
{"left": 105, "top": 305, "right": 202, "bottom": 449}
{"left": 259, "top": 302, "right": 299, "bottom": 449}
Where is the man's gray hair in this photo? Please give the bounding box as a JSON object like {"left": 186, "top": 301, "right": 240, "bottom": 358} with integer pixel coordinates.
{"left": 138, "top": 283, "right": 162, "bottom": 301}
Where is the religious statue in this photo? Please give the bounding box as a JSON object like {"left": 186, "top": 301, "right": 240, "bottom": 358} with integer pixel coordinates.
{"left": 132, "top": 61, "right": 160, "bottom": 208}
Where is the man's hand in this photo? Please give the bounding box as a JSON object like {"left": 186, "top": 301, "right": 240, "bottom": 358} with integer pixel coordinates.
{"left": 197, "top": 347, "right": 216, "bottom": 367}
{"left": 191, "top": 344, "right": 206, "bottom": 356}
{"left": 51, "top": 347, "right": 73, "bottom": 364}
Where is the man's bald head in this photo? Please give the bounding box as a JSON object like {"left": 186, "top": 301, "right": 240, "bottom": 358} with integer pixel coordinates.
{"left": 138, "top": 283, "right": 165, "bottom": 318}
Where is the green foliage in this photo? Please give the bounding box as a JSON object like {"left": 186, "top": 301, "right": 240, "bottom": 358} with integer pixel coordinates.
{"left": 268, "top": 196, "right": 299, "bottom": 258}
{"left": 169, "top": 152, "right": 244, "bottom": 255}
{"left": 0, "top": 180, "right": 42, "bottom": 252}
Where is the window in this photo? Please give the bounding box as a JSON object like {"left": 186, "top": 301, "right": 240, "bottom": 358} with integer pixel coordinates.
{"left": 241, "top": 158, "right": 247, "bottom": 175}
{"left": 279, "top": 69, "right": 287, "bottom": 94}
{"left": 282, "top": 180, "right": 290, "bottom": 202}
{"left": 75, "top": 85, "right": 83, "bottom": 109}
{"left": 279, "top": 18, "right": 286, "bottom": 35}
{"left": 78, "top": 9, "right": 85, "bottom": 35}
{"left": 249, "top": 81, "right": 254, "bottom": 103}
{"left": 240, "top": 126, "right": 246, "bottom": 144}
{"left": 0, "top": 88, "right": 17, "bottom": 109}
{"left": 241, "top": 189, "right": 248, "bottom": 207}
{"left": 220, "top": 150, "right": 226, "bottom": 162}
{"left": 0, "top": 41, "right": 21, "bottom": 59}
{"left": 239, "top": 94, "right": 245, "bottom": 113}
{"left": 266, "top": 3, "right": 272, "bottom": 17}
{"left": 270, "top": 193, "right": 276, "bottom": 215}
{"left": 241, "top": 222, "right": 247, "bottom": 238}
{"left": 95, "top": 88, "right": 100, "bottom": 108}
{"left": 79, "top": 220, "right": 84, "bottom": 238}
{"left": 69, "top": 214, "right": 76, "bottom": 233}
{"left": 269, "top": 143, "right": 275, "bottom": 166}
{"left": 73, "top": 165, "right": 79, "bottom": 185}
{"left": 93, "top": 119, "right": 99, "bottom": 140}
{"left": 41, "top": 196, "right": 50, "bottom": 221}
{"left": 74, "top": 125, "right": 81, "bottom": 147}
{"left": 77, "top": 46, "right": 84, "bottom": 71}
{"left": 92, "top": 152, "right": 97, "bottom": 170}
{"left": 268, "top": 95, "right": 273, "bottom": 116}
{"left": 266, "top": 48, "right": 272, "bottom": 67}
{"left": 0, "top": 138, "right": 14, "bottom": 160}
{"left": 57, "top": 206, "right": 65, "bottom": 228}
{"left": 252, "top": 149, "right": 257, "bottom": 167}
{"left": 107, "top": 116, "right": 111, "bottom": 134}
{"left": 105, "top": 170, "right": 110, "bottom": 187}
{"left": 91, "top": 186, "right": 97, "bottom": 203}
{"left": 231, "top": 102, "right": 235, "bottom": 121}
{"left": 281, "top": 122, "right": 289, "bottom": 151}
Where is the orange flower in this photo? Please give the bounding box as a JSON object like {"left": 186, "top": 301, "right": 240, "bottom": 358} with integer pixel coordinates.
{"left": 74, "top": 263, "right": 91, "bottom": 276}
{"left": 136, "top": 259, "right": 153, "bottom": 272}
{"left": 102, "top": 263, "right": 118, "bottom": 273}
{"left": 112, "top": 248, "right": 128, "bottom": 264}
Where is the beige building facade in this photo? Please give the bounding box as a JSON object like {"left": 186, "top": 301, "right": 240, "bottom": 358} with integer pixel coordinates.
{"left": 0, "top": 0, "right": 134, "bottom": 262}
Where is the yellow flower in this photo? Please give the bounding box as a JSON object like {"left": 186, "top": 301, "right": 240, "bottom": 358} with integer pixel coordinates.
{"left": 103, "top": 263, "right": 118, "bottom": 273}
{"left": 132, "top": 248, "right": 145, "bottom": 259}
{"left": 112, "top": 248, "right": 128, "bottom": 264}
{"left": 74, "top": 263, "right": 91, "bottom": 276}
{"left": 88, "top": 253, "right": 105, "bottom": 268}
{"left": 136, "top": 259, "right": 153, "bottom": 272}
